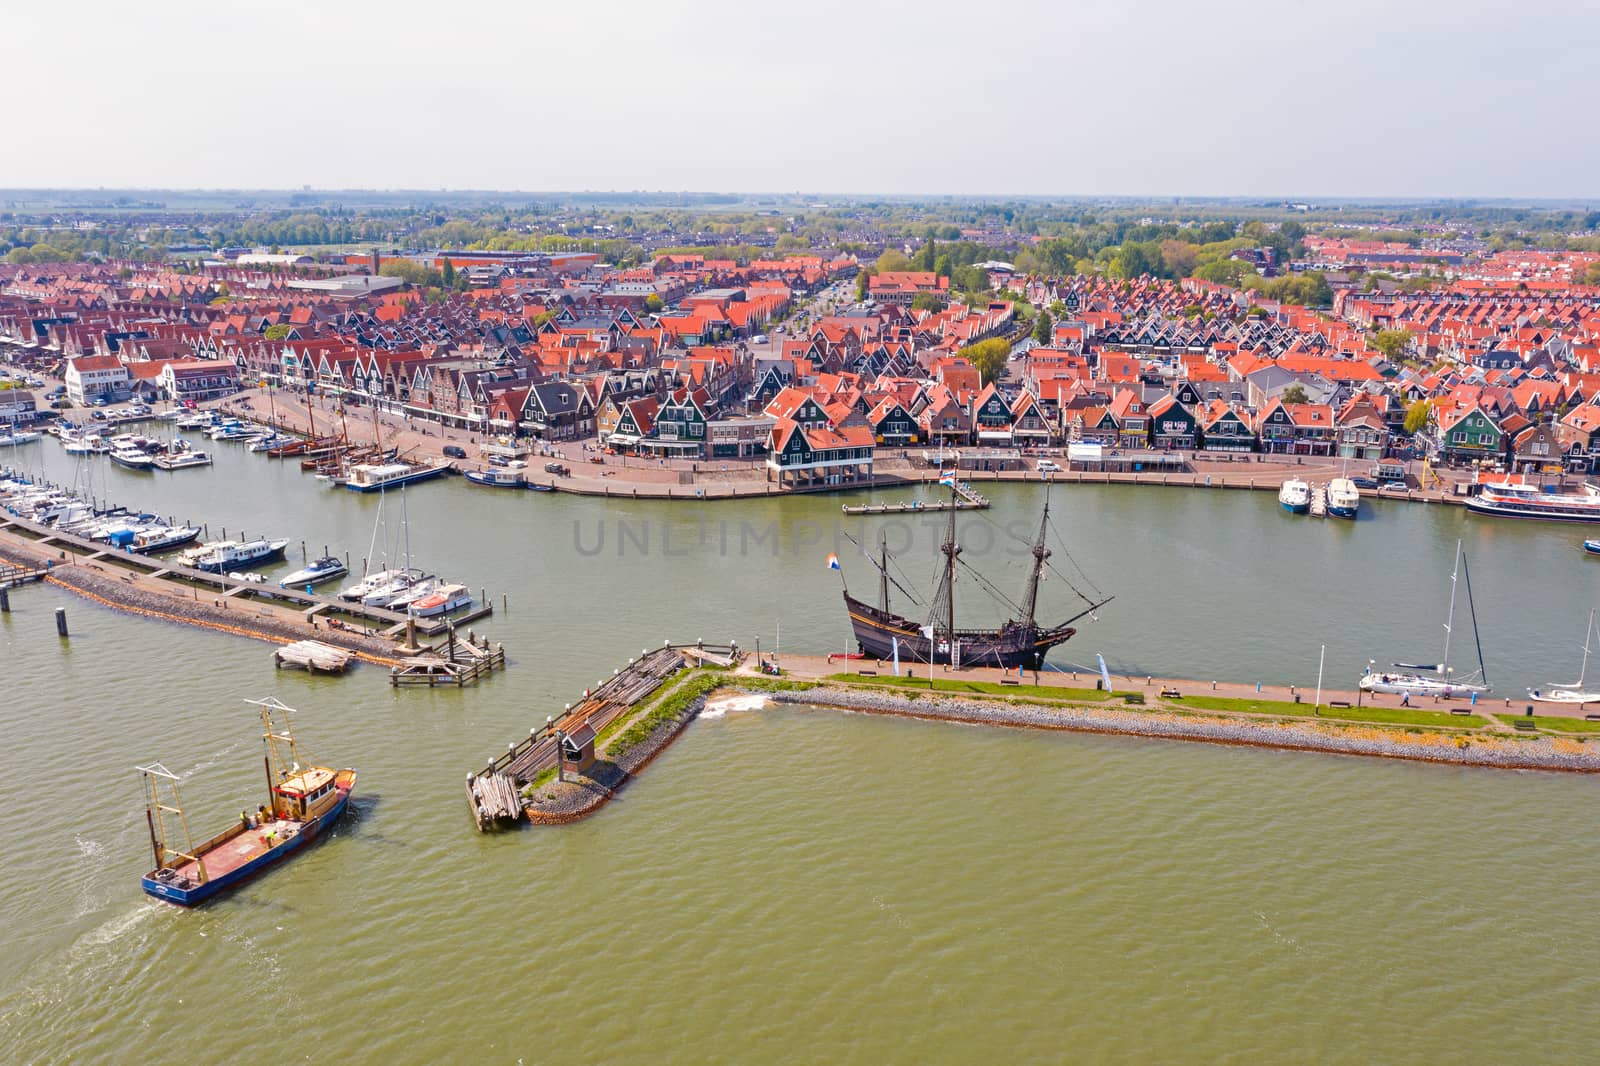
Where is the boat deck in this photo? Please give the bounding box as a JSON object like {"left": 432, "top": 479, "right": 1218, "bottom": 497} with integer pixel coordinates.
{"left": 172, "top": 818, "right": 299, "bottom": 882}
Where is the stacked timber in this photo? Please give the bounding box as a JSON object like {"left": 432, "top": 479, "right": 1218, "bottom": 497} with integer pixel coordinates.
{"left": 468, "top": 771, "right": 524, "bottom": 829}
{"left": 275, "top": 639, "right": 354, "bottom": 673}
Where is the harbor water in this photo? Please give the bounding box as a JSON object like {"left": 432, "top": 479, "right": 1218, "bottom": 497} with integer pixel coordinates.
{"left": 3, "top": 435, "right": 1599, "bottom": 1062}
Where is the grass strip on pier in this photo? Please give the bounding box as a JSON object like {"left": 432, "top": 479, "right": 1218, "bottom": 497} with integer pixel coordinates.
{"left": 1167, "top": 695, "right": 1487, "bottom": 729}
{"left": 825, "top": 673, "right": 1113, "bottom": 702}
{"left": 603, "top": 671, "right": 727, "bottom": 756}
{"left": 1494, "top": 714, "right": 1600, "bottom": 735}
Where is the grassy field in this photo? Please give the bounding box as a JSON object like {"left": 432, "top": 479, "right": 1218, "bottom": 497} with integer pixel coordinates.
{"left": 825, "top": 673, "right": 1112, "bottom": 702}
{"left": 1495, "top": 713, "right": 1600, "bottom": 735}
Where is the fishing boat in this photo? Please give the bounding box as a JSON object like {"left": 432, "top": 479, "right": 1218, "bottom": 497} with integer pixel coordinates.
{"left": 131, "top": 525, "right": 201, "bottom": 554}
{"left": 344, "top": 461, "right": 451, "bottom": 493}
{"left": 109, "top": 443, "right": 157, "bottom": 470}
{"left": 1359, "top": 540, "right": 1490, "bottom": 698}
{"left": 1278, "top": 478, "right": 1311, "bottom": 514}
{"left": 409, "top": 582, "right": 472, "bottom": 617}
{"left": 1529, "top": 609, "right": 1600, "bottom": 705}
{"left": 464, "top": 467, "right": 526, "bottom": 489}
{"left": 191, "top": 538, "right": 290, "bottom": 573}
{"left": 138, "top": 697, "right": 356, "bottom": 906}
{"left": 840, "top": 483, "right": 1111, "bottom": 669}
{"left": 1326, "top": 477, "right": 1360, "bottom": 519}
{"left": 1465, "top": 479, "right": 1600, "bottom": 523}
{"left": 280, "top": 556, "right": 348, "bottom": 588}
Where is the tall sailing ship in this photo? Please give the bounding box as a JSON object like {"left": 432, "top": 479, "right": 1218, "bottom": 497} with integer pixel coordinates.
{"left": 841, "top": 484, "right": 1111, "bottom": 669}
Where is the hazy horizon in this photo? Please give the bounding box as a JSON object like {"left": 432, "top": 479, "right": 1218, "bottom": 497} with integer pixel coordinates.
{"left": 10, "top": 0, "right": 1598, "bottom": 199}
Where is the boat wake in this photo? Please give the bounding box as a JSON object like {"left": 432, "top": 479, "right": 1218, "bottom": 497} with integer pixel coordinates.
{"left": 702, "top": 694, "right": 767, "bottom": 718}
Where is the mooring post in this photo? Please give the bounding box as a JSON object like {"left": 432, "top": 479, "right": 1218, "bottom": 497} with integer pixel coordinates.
{"left": 55, "top": 607, "right": 68, "bottom": 638}
{"left": 0, "top": 586, "right": 9, "bottom": 613}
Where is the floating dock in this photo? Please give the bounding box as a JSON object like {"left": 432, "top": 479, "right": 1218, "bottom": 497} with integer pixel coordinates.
{"left": 1309, "top": 484, "right": 1328, "bottom": 518}
{"left": 842, "top": 481, "right": 988, "bottom": 515}
{"left": 274, "top": 640, "right": 354, "bottom": 673}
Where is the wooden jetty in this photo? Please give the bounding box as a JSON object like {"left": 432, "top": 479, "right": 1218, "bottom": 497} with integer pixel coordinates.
{"left": 274, "top": 640, "right": 354, "bottom": 673}
{"left": 842, "top": 480, "right": 989, "bottom": 515}
{"left": 0, "top": 560, "right": 49, "bottom": 589}
{"left": 390, "top": 628, "right": 506, "bottom": 687}
{"left": 465, "top": 642, "right": 735, "bottom": 829}
{"left": 1309, "top": 483, "right": 1328, "bottom": 518}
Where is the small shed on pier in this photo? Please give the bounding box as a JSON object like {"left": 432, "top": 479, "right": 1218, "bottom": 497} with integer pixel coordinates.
{"left": 561, "top": 722, "right": 597, "bottom": 773}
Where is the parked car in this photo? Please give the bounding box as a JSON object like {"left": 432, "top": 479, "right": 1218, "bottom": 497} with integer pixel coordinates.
{"left": 442, "top": 444, "right": 467, "bottom": 459}
{"left": 1350, "top": 476, "right": 1379, "bottom": 490}
{"left": 544, "top": 461, "right": 570, "bottom": 476}
{"left": 1381, "top": 480, "right": 1408, "bottom": 491}
{"left": 91, "top": 410, "right": 107, "bottom": 421}
{"left": 1036, "top": 459, "right": 1063, "bottom": 473}
{"left": 47, "top": 386, "right": 65, "bottom": 398}
{"left": 91, "top": 397, "right": 108, "bottom": 407}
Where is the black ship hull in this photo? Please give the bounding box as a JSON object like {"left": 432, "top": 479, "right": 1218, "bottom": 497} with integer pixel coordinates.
{"left": 844, "top": 593, "right": 1077, "bottom": 670}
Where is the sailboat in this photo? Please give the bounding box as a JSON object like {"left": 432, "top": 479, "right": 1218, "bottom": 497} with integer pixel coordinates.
{"left": 840, "top": 483, "right": 1112, "bottom": 669}
{"left": 1360, "top": 540, "right": 1490, "bottom": 697}
{"left": 1529, "top": 609, "right": 1600, "bottom": 705}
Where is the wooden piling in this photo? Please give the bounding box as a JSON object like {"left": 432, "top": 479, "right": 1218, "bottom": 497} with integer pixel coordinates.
{"left": 55, "top": 607, "right": 68, "bottom": 637}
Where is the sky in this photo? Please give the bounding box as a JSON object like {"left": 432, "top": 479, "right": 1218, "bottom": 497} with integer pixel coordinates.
{"left": 7, "top": 0, "right": 1597, "bottom": 199}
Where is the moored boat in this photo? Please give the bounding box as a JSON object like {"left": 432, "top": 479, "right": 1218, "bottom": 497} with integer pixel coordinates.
{"left": 1466, "top": 479, "right": 1600, "bottom": 523}
{"left": 1278, "top": 478, "right": 1311, "bottom": 514}
{"left": 1584, "top": 540, "right": 1600, "bottom": 556}
{"left": 0, "top": 429, "right": 42, "bottom": 446}
{"left": 1326, "top": 477, "right": 1360, "bottom": 519}
{"left": 191, "top": 538, "right": 290, "bottom": 573}
{"left": 1529, "top": 609, "right": 1600, "bottom": 705}
{"left": 409, "top": 582, "right": 472, "bottom": 617}
{"left": 1360, "top": 540, "right": 1490, "bottom": 698}
{"left": 109, "top": 444, "right": 157, "bottom": 470}
{"left": 344, "top": 461, "right": 451, "bottom": 493}
{"left": 464, "top": 467, "right": 526, "bottom": 489}
{"left": 132, "top": 525, "right": 202, "bottom": 554}
{"left": 138, "top": 697, "right": 356, "bottom": 906}
{"left": 280, "top": 556, "right": 349, "bottom": 588}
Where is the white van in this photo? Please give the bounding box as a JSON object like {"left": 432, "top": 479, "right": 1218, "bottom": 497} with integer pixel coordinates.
{"left": 1036, "top": 459, "right": 1062, "bottom": 473}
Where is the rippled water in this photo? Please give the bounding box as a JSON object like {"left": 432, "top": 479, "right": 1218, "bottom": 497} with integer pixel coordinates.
{"left": 3, "top": 437, "right": 1600, "bottom": 1063}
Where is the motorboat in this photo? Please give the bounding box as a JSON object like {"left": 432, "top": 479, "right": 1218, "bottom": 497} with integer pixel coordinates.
{"left": 383, "top": 578, "right": 440, "bottom": 610}
{"left": 109, "top": 444, "right": 157, "bottom": 470}
{"left": 190, "top": 538, "right": 290, "bottom": 573}
{"left": 247, "top": 433, "right": 297, "bottom": 453}
{"left": 409, "top": 583, "right": 472, "bottom": 617}
{"left": 132, "top": 525, "right": 202, "bottom": 554}
{"left": 1278, "top": 478, "right": 1311, "bottom": 514}
{"left": 154, "top": 448, "right": 213, "bottom": 470}
{"left": 281, "top": 556, "right": 349, "bottom": 589}
{"left": 361, "top": 571, "right": 426, "bottom": 607}
{"left": 464, "top": 467, "right": 526, "bottom": 488}
{"left": 1326, "top": 477, "right": 1360, "bottom": 519}
{"left": 0, "top": 429, "right": 42, "bottom": 446}
{"left": 344, "top": 461, "right": 451, "bottom": 493}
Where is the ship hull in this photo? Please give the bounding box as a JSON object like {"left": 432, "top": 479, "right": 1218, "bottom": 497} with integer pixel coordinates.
{"left": 845, "top": 594, "right": 1075, "bottom": 670}
{"left": 141, "top": 780, "right": 354, "bottom": 906}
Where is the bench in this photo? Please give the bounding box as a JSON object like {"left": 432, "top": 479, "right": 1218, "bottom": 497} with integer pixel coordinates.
{"left": 1123, "top": 693, "right": 1145, "bottom": 705}
{"left": 1513, "top": 719, "right": 1538, "bottom": 731}
{"left": 856, "top": 669, "right": 876, "bottom": 676}
{"left": 999, "top": 678, "right": 1019, "bottom": 686}
{"left": 1328, "top": 700, "right": 1351, "bottom": 709}
{"left": 1449, "top": 708, "right": 1472, "bottom": 716}
{"left": 1587, "top": 714, "right": 1600, "bottom": 722}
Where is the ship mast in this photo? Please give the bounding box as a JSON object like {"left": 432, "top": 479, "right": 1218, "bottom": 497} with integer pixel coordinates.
{"left": 927, "top": 483, "right": 961, "bottom": 643}
{"left": 879, "top": 531, "right": 890, "bottom": 613}
{"left": 1020, "top": 490, "right": 1052, "bottom": 629}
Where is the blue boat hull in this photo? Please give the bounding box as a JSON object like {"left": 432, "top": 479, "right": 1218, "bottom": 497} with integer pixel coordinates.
{"left": 141, "top": 790, "right": 352, "bottom": 906}
{"left": 1281, "top": 502, "right": 1309, "bottom": 514}
{"left": 1584, "top": 540, "right": 1600, "bottom": 555}
{"left": 193, "top": 545, "right": 286, "bottom": 573}
{"left": 344, "top": 467, "right": 450, "bottom": 493}
{"left": 1327, "top": 505, "right": 1359, "bottom": 519}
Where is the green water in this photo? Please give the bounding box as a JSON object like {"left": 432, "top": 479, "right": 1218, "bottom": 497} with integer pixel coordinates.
{"left": 3, "top": 437, "right": 1599, "bottom": 1063}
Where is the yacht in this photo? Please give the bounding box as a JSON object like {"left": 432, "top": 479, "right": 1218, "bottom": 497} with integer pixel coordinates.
{"left": 409, "top": 583, "right": 472, "bottom": 618}
{"left": 1326, "top": 477, "right": 1360, "bottom": 519}
{"left": 0, "top": 429, "right": 42, "bottom": 446}
{"left": 1360, "top": 541, "right": 1490, "bottom": 698}
{"left": 132, "top": 525, "right": 202, "bottom": 554}
{"left": 109, "top": 444, "right": 157, "bottom": 470}
{"left": 338, "top": 568, "right": 405, "bottom": 603}
{"left": 280, "top": 556, "right": 349, "bottom": 589}
{"left": 154, "top": 447, "right": 213, "bottom": 470}
{"left": 1278, "top": 478, "right": 1311, "bottom": 514}
{"left": 190, "top": 538, "right": 290, "bottom": 573}
{"left": 1529, "top": 609, "right": 1600, "bottom": 706}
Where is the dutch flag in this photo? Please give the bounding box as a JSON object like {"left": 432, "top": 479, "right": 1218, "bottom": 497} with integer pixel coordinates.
{"left": 939, "top": 471, "right": 958, "bottom": 488}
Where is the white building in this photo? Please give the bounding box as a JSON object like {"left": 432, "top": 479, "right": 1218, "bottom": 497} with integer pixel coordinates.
{"left": 64, "top": 356, "right": 130, "bottom": 404}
